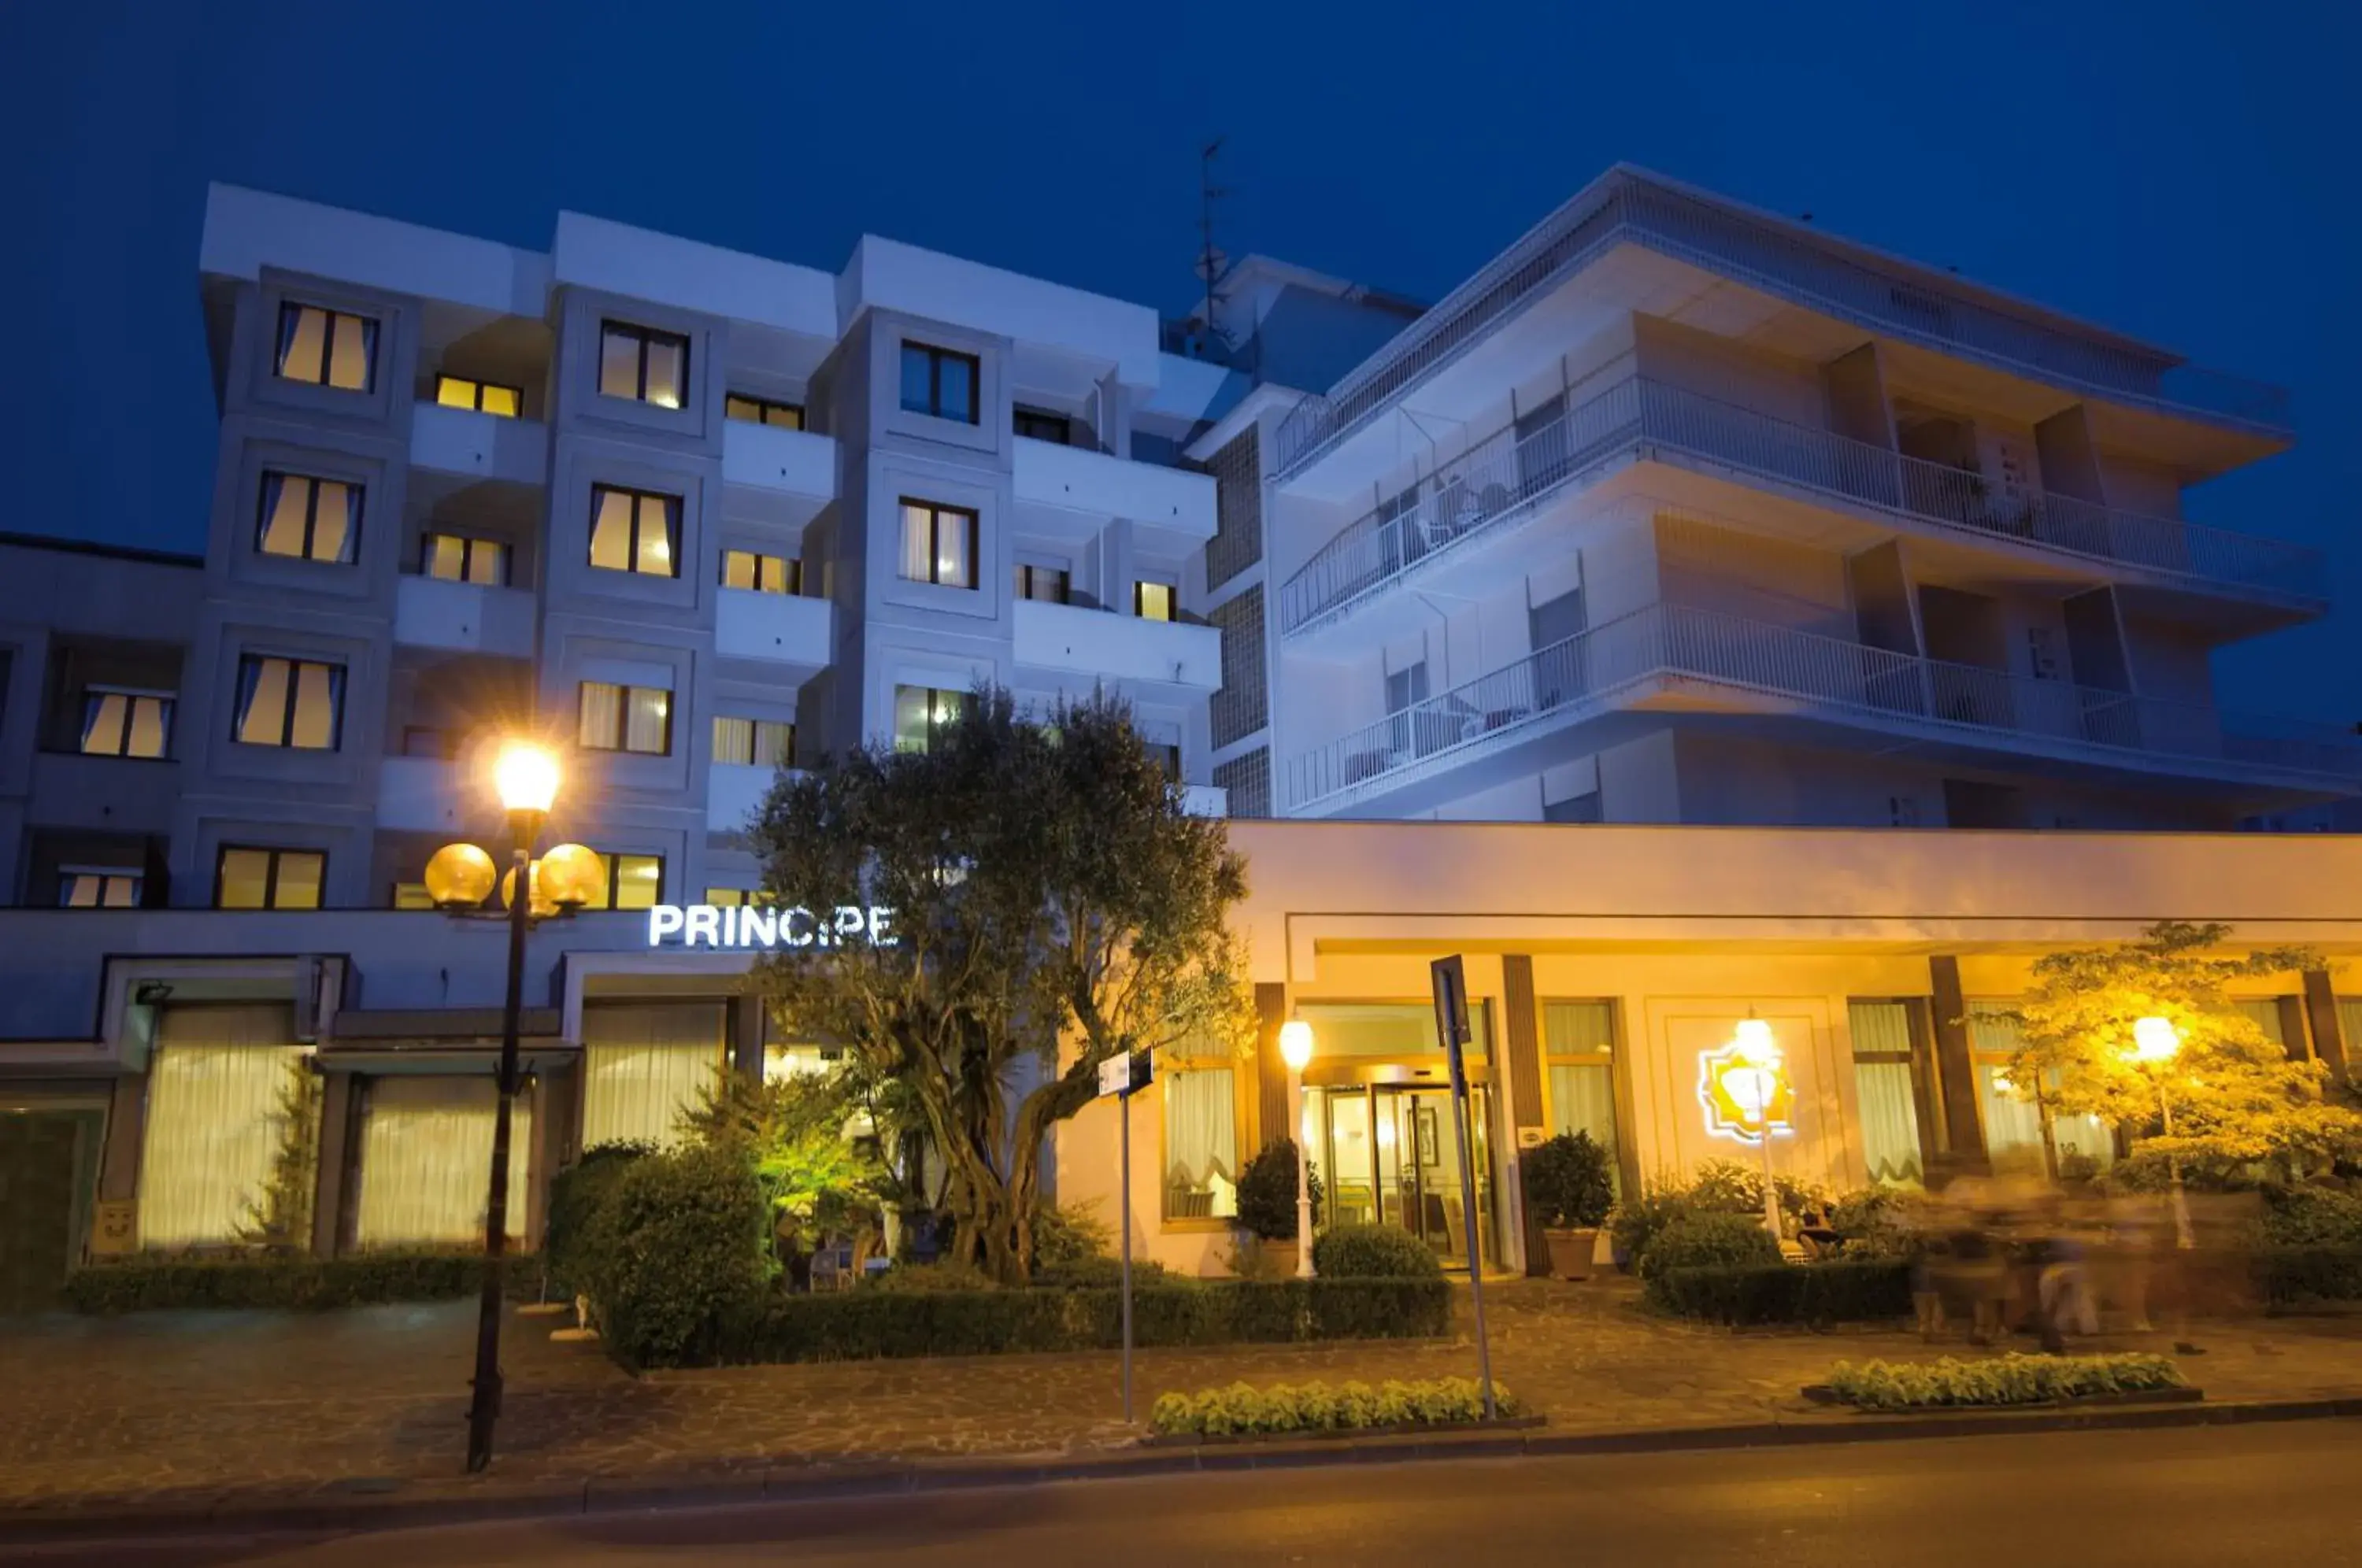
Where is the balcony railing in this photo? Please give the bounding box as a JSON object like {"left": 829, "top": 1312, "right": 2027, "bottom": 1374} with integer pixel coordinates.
{"left": 1277, "top": 371, "right": 2323, "bottom": 634}
{"left": 1274, "top": 169, "right": 2290, "bottom": 476}
{"left": 1283, "top": 602, "right": 2362, "bottom": 811}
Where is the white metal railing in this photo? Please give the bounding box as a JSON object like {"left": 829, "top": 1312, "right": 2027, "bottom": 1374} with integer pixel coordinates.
{"left": 1283, "top": 602, "right": 2362, "bottom": 809}
{"left": 1276, "top": 372, "right": 2322, "bottom": 634}
{"left": 1273, "top": 172, "right": 2291, "bottom": 475}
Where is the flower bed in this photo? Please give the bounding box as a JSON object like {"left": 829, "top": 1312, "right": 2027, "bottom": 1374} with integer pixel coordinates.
{"left": 1823, "top": 1352, "right": 2189, "bottom": 1412}
{"left": 1150, "top": 1377, "right": 1520, "bottom": 1438}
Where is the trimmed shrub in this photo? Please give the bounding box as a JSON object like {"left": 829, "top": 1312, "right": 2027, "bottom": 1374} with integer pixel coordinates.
{"left": 1826, "top": 1187, "right": 1923, "bottom": 1260}
{"left": 1312, "top": 1222, "right": 1444, "bottom": 1279}
{"left": 1827, "top": 1352, "right": 2185, "bottom": 1411}
{"left": 861, "top": 1261, "right": 1005, "bottom": 1293}
{"left": 1149, "top": 1377, "right": 1519, "bottom": 1437}
{"left": 1523, "top": 1132, "right": 1616, "bottom": 1230}
{"left": 1647, "top": 1260, "right": 1913, "bottom": 1326}
{"left": 2256, "top": 1246, "right": 2362, "bottom": 1305}
{"left": 545, "top": 1141, "right": 650, "bottom": 1299}
{"left": 2257, "top": 1187, "right": 2362, "bottom": 1250}
{"left": 1030, "top": 1200, "right": 1117, "bottom": 1278}
{"left": 64, "top": 1250, "right": 533, "bottom": 1314}
{"left": 576, "top": 1145, "right": 773, "bottom": 1368}
{"left": 1607, "top": 1187, "right": 1694, "bottom": 1273}
{"left": 1637, "top": 1212, "right": 1781, "bottom": 1300}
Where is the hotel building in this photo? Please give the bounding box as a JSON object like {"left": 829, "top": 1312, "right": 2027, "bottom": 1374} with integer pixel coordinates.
{"left": 0, "top": 169, "right": 2352, "bottom": 1304}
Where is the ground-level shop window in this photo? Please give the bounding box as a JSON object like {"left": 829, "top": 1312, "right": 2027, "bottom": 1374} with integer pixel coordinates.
{"left": 579, "top": 1003, "right": 728, "bottom": 1150}
{"left": 1541, "top": 1000, "right": 1619, "bottom": 1191}
{"left": 354, "top": 1077, "right": 532, "bottom": 1248}
{"left": 137, "top": 1004, "right": 311, "bottom": 1248}
{"left": 1848, "top": 1000, "right": 1926, "bottom": 1186}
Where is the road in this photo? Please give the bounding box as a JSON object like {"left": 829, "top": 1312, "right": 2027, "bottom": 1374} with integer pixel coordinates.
{"left": 12, "top": 1422, "right": 2362, "bottom": 1567}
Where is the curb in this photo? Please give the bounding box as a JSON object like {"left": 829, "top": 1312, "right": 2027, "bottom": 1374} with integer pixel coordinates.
{"left": 6, "top": 1394, "right": 2360, "bottom": 1546}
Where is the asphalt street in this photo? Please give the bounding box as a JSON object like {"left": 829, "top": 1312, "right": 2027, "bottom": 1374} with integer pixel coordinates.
{"left": 12, "top": 1421, "right": 2362, "bottom": 1567}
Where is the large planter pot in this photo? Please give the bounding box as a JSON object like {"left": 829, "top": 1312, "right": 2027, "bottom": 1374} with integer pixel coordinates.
{"left": 1543, "top": 1227, "right": 1599, "bottom": 1281}
{"left": 1259, "top": 1236, "right": 1303, "bottom": 1278}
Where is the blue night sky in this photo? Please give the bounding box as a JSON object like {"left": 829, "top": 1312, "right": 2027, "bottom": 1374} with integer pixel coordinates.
{"left": 3, "top": 0, "right": 2355, "bottom": 719}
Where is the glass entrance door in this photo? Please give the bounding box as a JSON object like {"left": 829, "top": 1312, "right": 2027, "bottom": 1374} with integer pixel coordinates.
{"left": 1320, "top": 1082, "right": 1494, "bottom": 1273}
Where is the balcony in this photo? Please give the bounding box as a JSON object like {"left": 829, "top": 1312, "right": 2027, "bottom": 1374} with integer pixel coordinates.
{"left": 1284, "top": 602, "right": 2362, "bottom": 815}
{"left": 1013, "top": 438, "right": 1215, "bottom": 539}
{"left": 409, "top": 403, "right": 546, "bottom": 486}
{"left": 715, "top": 590, "right": 832, "bottom": 679}
{"left": 1012, "top": 599, "right": 1221, "bottom": 691}
{"left": 721, "top": 420, "right": 835, "bottom": 502}
{"left": 377, "top": 756, "right": 464, "bottom": 834}
{"left": 25, "top": 751, "right": 180, "bottom": 833}
{"left": 394, "top": 575, "right": 537, "bottom": 658}
{"left": 1278, "top": 373, "right": 2324, "bottom": 639}
{"left": 1275, "top": 168, "right": 2290, "bottom": 478}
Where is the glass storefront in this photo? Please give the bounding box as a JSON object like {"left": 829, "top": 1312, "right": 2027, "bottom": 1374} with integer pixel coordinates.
{"left": 139, "top": 1004, "right": 312, "bottom": 1248}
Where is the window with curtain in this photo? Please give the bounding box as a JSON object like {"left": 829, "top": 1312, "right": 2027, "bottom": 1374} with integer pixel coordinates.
{"left": 721, "top": 549, "right": 798, "bottom": 594}
{"left": 598, "top": 320, "right": 688, "bottom": 409}
{"left": 893, "top": 686, "right": 965, "bottom": 753}
{"left": 898, "top": 501, "right": 978, "bottom": 589}
{"left": 1848, "top": 1000, "right": 1925, "bottom": 1186}
{"left": 233, "top": 656, "right": 343, "bottom": 749}
{"left": 1542, "top": 1000, "right": 1618, "bottom": 1182}
{"left": 138, "top": 1004, "right": 309, "bottom": 1248}
{"left": 434, "top": 375, "right": 521, "bottom": 416}
{"left": 215, "top": 846, "right": 325, "bottom": 910}
{"left": 1162, "top": 1030, "right": 1237, "bottom": 1222}
{"left": 256, "top": 472, "right": 361, "bottom": 564}
{"left": 421, "top": 533, "right": 506, "bottom": 585}
{"left": 724, "top": 394, "right": 803, "bottom": 430}
{"left": 2236, "top": 999, "right": 2288, "bottom": 1048}
{"left": 577, "top": 681, "right": 672, "bottom": 755}
{"left": 354, "top": 1077, "right": 533, "bottom": 1247}
{"left": 1013, "top": 563, "right": 1070, "bottom": 603}
{"left": 580, "top": 1004, "right": 729, "bottom": 1151}
{"left": 1969, "top": 1006, "right": 2113, "bottom": 1173}
{"left": 60, "top": 867, "right": 141, "bottom": 907}
{"left": 713, "top": 716, "right": 794, "bottom": 767}
{"left": 80, "top": 686, "right": 172, "bottom": 758}
{"left": 275, "top": 301, "right": 376, "bottom": 391}
{"left": 899, "top": 341, "right": 979, "bottom": 422}
{"left": 588, "top": 485, "right": 680, "bottom": 577}
{"left": 1135, "top": 581, "right": 1176, "bottom": 622}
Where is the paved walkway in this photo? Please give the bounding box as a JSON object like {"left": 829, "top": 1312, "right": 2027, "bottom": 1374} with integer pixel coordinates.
{"left": 5, "top": 1282, "right": 2360, "bottom": 1515}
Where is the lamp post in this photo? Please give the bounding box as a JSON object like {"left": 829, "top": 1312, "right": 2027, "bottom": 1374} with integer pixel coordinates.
{"left": 2131, "top": 1015, "right": 2196, "bottom": 1251}
{"left": 1735, "top": 1016, "right": 1785, "bottom": 1242}
{"left": 1279, "top": 1019, "right": 1316, "bottom": 1279}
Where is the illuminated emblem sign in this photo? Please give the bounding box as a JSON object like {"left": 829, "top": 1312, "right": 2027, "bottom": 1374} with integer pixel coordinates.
{"left": 1697, "top": 1021, "right": 1794, "bottom": 1145}
{"left": 646, "top": 904, "right": 896, "bottom": 950}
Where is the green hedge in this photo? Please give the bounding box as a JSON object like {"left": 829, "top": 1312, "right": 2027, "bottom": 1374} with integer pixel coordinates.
{"left": 1647, "top": 1260, "right": 1913, "bottom": 1325}
{"left": 64, "top": 1250, "right": 541, "bottom": 1314}
{"left": 695, "top": 1277, "right": 1450, "bottom": 1368}
{"left": 2256, "top": 1246, "right": 2362, "bottom": 1306}
{"left": 1311, "top": 1222, "right": 1444, "bottom": 1279}
{"left": 1827, "top": 1352, "right": 2184, "bottom": 1411}
{"left": 1150, "top": 1377, "right": 1518, "bottom": 1437}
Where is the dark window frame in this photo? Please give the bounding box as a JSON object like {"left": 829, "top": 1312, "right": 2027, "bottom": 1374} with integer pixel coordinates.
{"left": 576, "top": 680, "right": 673, "bottom": 756}
{"left": 713, "top": 714, "right": 794, "bottom": 767}
{"left": 231, "top": 655, "right": 346, "bottom": 751}
{"left": 598, "top": 319, "right": 691, "bottom": 407}
{"left": 598, "top": 850, "right": 665, "bottom": 910}
{"left": 420, "top": 531, "right": 509, "bottom": 586}
{"left": 720, "top": 549, "right": 798, "bottom": 594}
{"left": 899, "top": 341, "right": 981, "bottom": 424}
{"left": 214, "top": 844, "right": 327, "bottom": 911}
{"left": 724, "top": 393, "right": 805, "bottom": 430}
{"left": 1013, "top": 563, "right": 1071, "bottom": 604}
{"left": 894, "top": 685, "right": 966, "bottom": 754}
{"left": 899, "top": 498, "right": 980, "bottom": 590}
{"left": 273, "top": 301, "right": 378, "bottom": 391}
{"left": 256, "top": 471, "right": 362, "bottom": 564}
{"left": 587, "top": 483, "right": 683, "bottom": 578}
{"left": 78, "top": 686, "right": 174, "bottom": 760}
{"left": 1134, "top": 579, "right": 1177, "bottom": 621}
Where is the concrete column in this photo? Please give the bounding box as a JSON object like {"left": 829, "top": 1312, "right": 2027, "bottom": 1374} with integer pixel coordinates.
{"left": 729, "top": 991, "right": 767, "bottom": 1081}
{"left": 1821, "top": 342, "right": 1898, "bottom": 449}
{"left": 526, "top": 1064, "right": 577, "bottom": 1252}
{"left": 1927, "top": 956, "right": 1987, "bottom": 1173}
{"left": 2033, "top": 405, "right": 2110, "bottom": 505}
{"left": 1500, "top": 955, "right": 1549, "bottom": 1276}
{"left": 97, "top": 1071, "right": 146, "bottom": 1206}
{"left": 309, "top": 1071, "right": 357, "bottom": 1257}
{"left": 2302, "top": 970, "right": 2347, "bottom": 1080}
{"left": 1253, "top": 982, "right": 1289, "bottom": 1155}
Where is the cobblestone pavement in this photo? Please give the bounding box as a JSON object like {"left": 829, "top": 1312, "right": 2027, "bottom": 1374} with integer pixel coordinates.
{"left": 4, "top": 1283, "right": 2359, "bottom": 1514}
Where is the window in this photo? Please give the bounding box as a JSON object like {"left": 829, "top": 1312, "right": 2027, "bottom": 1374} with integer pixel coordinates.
{"left": 578, "top": 682, "right": 672, "bottom": 755}
{"left": 139, "top": 1004, "right": 313, "bottom": 1247}
{"left": 721, "top": 549, "right": 798, "bottom": 594}
{"left": 593, "top": 852, "right": 662, "bottom": 912}
{"left": 59, "top": 867, "right": 140, "bottom": 908}
{"left": 80, "top": 686, "right": 172, "bottom": 759}
{"left": 1848, "top": 1001, "right": 1926, "bottom": 1186}
{"left": 275, "top": 302, "right": 376, "bottom": 391}
{"left": 588, "top": 485, "right": 680, "bottom": 577}
{"left": 420, "top": 533, "right": 507, "bottom": 586}
{"left": 1294, "top": 1001, "right": 1491, "bottom": 1062}
{"left": 233, "top": 656, "right": 344, "bottom": 750}
{"left": 1968, "top": 1007, "right": 2114, "bottom": 1174}
{"left": 893, "top": 686, "right": 965, "bottom": 753}
{"left": 216, "top": 846, "right": 325, "bottom": 910}
{"left": 1135, "top": 581, "right": 1176, "bottom": 622}
{"left": 898, "top": 501, "right": 978, "bottom": 589}
{"left": 256, "top": 472, "right": 361, "bottom": 564}
{"left": 724, "top": 394, "right": 804, "bottom": 430}
{"left": 704, "top": 886, "right": 772, "bottom": 907}
{"left": 1013, "top": 407, "right": 1071, "bottom": 444}
{"left": 1162, "top": 1031, "right": 1237, "bottom": 1223}
{"left": 598, "top": 320, "right": 688, "bottom": 409}
{"left": 435, "top": 375, "right": 521, "bottom": 417}
{"left": 391, "top": 882, "right": 435, "bottom": 911}
{"left": 713, "top": 716, "right": 794, "bottom": 767}
{"left": 899, "top": 341, "right": 979, "bottom": 423}
{"left": 1013, "top": 563, "right": 1069, "bottom": 604}
{"left": 1147, "top": 742, "right": 1181, "bottom": 782}
{"left": 1542, "top": 1001, "right": 1620, "bottom": 1191}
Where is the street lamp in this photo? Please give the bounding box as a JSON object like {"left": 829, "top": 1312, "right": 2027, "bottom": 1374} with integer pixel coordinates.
{"left": 1732, "top": 1015, "right": 1786, "bottom": 1242}
{"left": 2130, "top": 1015, "right": 2196, "bottom": 1250}
{"left": 1278, "top": 1018, "right": 1316, "bottom": 1279}
{"left": 427, "top": 739, "right": 582, "bottom": 1474}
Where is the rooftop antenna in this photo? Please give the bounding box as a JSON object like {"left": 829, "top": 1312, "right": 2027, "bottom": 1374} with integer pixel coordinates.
{"left": 1196, "top": 137, "right": 1230, "bottom": 356}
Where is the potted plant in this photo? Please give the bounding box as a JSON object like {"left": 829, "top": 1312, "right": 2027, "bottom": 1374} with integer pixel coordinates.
{"left": 1524, "top": 1131, "right": 1615, "bottom": 1280}
{"left": 1235, "top": 1138, "right": 1323, "bottom": 1274}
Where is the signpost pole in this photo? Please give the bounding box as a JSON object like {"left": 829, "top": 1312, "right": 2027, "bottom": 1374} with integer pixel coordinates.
{"left": 1429, "top": 956, "right": 1496, "bottom": 1422}
{"left": 1120, "top": 1080, "right": 1134, "bottom": 1425}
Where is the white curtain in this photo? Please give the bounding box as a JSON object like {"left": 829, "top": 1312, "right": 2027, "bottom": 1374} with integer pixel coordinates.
{"left": 139, "top": 1004, "right": 308, "bottom": 1248}
{"left": 2237, "top": 1000, "right": 2286, "bottom": 1047}
{"left": 356, "top": 1078, "right": 533, "bottom": 1248}
{"left": 1847, "top": 1002, "right": 1923, "bottom": 1185}
{"left": 1976, "top": 1063, "right": 2047, "bottom": 1163}
{"left": 579, "top": 1004, "right": 727, "bottom": 1150}
{"left": 1163, "top": 1068, "right": 1237, "bottom": 1219}
{"left": 1546, "top": 1063, "right": 1617, "bottom": 1157}
{"left": 1971, "top": 1007, "right": 2113, "bottom": 1172}
{"left": 1542, "top": 1002, "right": 1613, "bottom": 1054}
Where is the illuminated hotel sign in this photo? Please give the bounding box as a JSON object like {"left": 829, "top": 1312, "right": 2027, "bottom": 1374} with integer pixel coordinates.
{"left": 646, "top": 904, "right": 897, "bottom": 949}
{"left": 1696, "top": 1028, "right": 1794, "bottom": 1146}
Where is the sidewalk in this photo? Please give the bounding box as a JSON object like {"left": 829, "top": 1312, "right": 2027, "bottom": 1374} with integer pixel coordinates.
{"left": 5, "top": 1281, "right": 2359, "bottom": 1524}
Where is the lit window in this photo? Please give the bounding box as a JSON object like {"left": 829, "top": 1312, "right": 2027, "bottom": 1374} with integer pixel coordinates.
{"left": 893, "top": 686, "right": 965, "bottom": 754}
{"left": 898, "top": 500, "right": 978, "bottom": 589}
{"left": 80, "top": 687, "right": 173, "bottom": 759}
{"left": 899, "top": 342, "right": 979, "bottom": 423}
{"left": 233, "top": 656, "right": 344, "bottom": 750}
{"left": 705, "top": 886, "right": 773, "bottom": 907}
{"left": 587, "top": 485, "right": 679, "bottom": 578}
{"left": 1542, "top": 1001, "right": 1620, "bottom": 1193}
{"left": 256, "top": 472, "right": 361, "bottom": 564}
{"left": 391, "top": 882, "right": 435, "bottom": 911}
{"left": 59, "top": 867, "right": 141, "bottom": 908}
{"left": 216, "top": 846, "right": 325, "bottom": 910}
{"left": 1013, "top": 563, "right": 1069, "bottom": 603}
{"left": 594, "top": 852, "right": 662, "bottom": 911}
{"left": 713, "top": 716, "right": 794, "bottom": 767}
{"left": 1135, "top": 581, "right": 1176, "bottom": 622}
{"left": 420, "top": 532, "right": 507, "bottom": 586}
{"left": 1163, "top": 1030, "right": 1237, "bottom": 1223}
{"left": 598, "top": 320, "right": 688, "bottom": 409}
{"left": 724, "top": 394, "right": 804, "bottom": 430}
{"left": 275, "top": 302, "right": 376, "bottom": 391}
{"left": 435, "top": 375, "right": 522, "bottom": 417}
{"left": 578, "top": 681, "right": 672, "bottom": 755}
{"left": 1013, "top": 407, "right": 1072, "bottom": 444}
{"left": 721, "top": 549, "right": 798, "bottom": 594}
